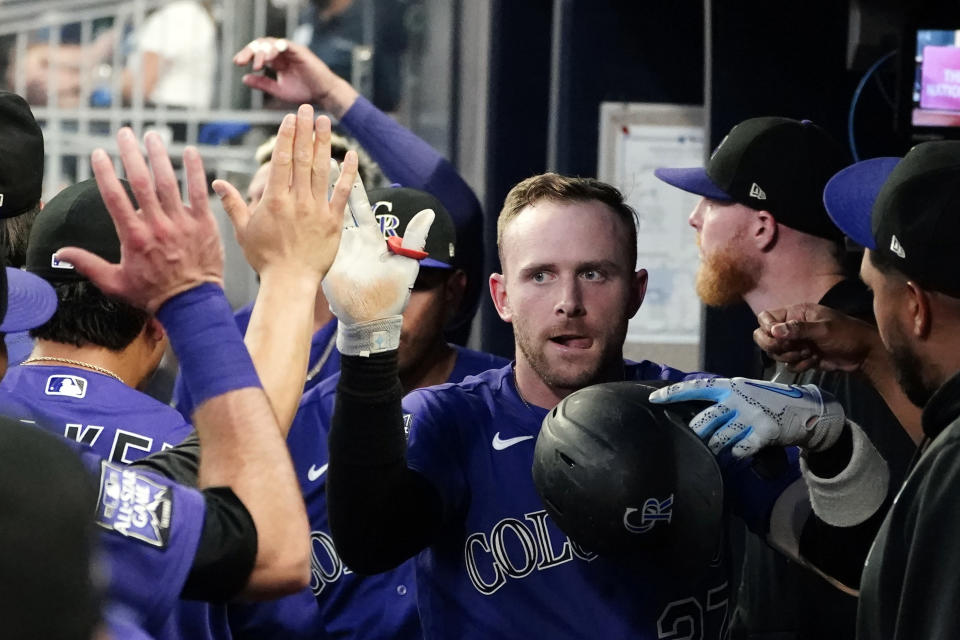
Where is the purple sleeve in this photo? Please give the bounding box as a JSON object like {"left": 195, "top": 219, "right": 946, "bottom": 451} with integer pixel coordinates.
{"left": 89, "top": 459, "right": 206, "bottom": 636}
{"left": 339, "top": 97, "right": 484, "bottom": 323}
{"left": 403, "top": 389, "right": 468, "bottom": 517}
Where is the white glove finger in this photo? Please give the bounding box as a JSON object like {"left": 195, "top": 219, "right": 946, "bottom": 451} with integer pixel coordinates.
{"left": 649, "top": 377, "right": 731, "bottom": 404}
{"left": 347, "top": 174, "right": 375, "bottom": 229}
{"left": 689, "top": 404, "right": 737, "bottom": 440}
{"left": 706, "top": 421, "right": 753, "bottom": 456}
{"left": 401, "top": 209, "right": 435, "bottom": 252}
{"left": 327, "top": 158, "right": 340, "bottom": 201}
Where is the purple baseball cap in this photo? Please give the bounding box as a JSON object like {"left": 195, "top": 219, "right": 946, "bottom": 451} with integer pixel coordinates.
{"left": 0, "top": 266, "right": 57, "bottom": 333}
{"left": 822, "top": 157, "right": 901, "bottom": 250}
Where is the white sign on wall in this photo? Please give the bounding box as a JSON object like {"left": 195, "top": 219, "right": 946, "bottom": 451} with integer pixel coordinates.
{"left": 598, "top": 103, "right": 705, "bottom": 357}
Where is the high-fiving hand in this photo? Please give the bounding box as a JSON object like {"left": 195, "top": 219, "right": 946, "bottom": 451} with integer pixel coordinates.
{"left": 214, "top": 104, "right": 356, "bottom": 285}
{"left": 321, "top": 176, "right": 434, "bottom": 356}
{"left": 57, "top": 129, "right": 223, "bottom": 313}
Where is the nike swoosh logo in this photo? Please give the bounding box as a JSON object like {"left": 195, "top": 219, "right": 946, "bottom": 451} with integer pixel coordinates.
{"left": 492, "top": 432, "right": 534, "bottom": 451}
{"left": 743, "top": 381, "right": 804, "bottom": 398}
{"left": 307, "top": 463, "right": 328, "bottom": 482}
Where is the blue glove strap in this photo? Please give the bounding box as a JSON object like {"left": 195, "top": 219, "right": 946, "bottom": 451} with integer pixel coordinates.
{"left": 156, "top": 283, "right": 262, "bottom": 412}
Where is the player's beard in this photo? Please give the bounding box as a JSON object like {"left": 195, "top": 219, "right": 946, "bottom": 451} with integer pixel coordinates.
{"left": 513, "top": 315, "right": 625, "bottom": 393}
{"left": 695, "top": 245, "right": 761, "bottom": 307}
{"left": 886, "top": 325, "right": 935, "bottom": 408}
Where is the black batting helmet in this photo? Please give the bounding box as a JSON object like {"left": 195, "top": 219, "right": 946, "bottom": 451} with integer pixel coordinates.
{"left": 532, "top": 381, "right": 724, "bottom": 572}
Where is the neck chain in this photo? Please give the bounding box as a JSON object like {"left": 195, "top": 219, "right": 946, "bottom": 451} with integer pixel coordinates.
{"left": 22, "top": 356, "right": 126, "bottom": 385}
{"left": 305, "top": 331, "right": 338, "bottom": 382}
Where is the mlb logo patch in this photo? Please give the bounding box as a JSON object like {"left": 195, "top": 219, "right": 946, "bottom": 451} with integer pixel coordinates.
{"left": 51, "top": 253, "right": 74, "bottom": 270}
{"left": 45, "top": 375, "right": 87, "bottom": 399}
{"left": 402, "top": 413, "right": 413, "bottom": 438}
{"left": 95, "top": 461, "right": 172, "bottom": 548}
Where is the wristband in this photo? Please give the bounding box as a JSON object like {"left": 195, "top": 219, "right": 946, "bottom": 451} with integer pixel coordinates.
{"left": 156, "top": 283, "right": 262, "bottom": 410}
{"left": 337, "top": 315, "right": 402, "bottom": 357}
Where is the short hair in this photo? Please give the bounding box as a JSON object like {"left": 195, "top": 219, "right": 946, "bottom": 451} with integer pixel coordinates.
{"left": 0, "top": 203, "right": 41, "bottom": 268}
{"left": 30, "top": 281, "right": 149, "bottom": 351}
{"left": 497, "top": 173, "right": 638, "bottom": 270}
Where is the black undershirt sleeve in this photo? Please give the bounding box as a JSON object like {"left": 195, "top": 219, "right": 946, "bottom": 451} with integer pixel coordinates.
{"left": 134, "top": 431, "right": 201, "bottom": 485}
{"left": 327, "top": 351, "right": 444, "bottom": 575}
{"left": 131, "top": 437, "right": 257, "bottom": 601}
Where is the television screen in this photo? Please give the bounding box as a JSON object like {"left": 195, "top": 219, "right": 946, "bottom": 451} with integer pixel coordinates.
{"left": 912, "top": 29, "right": 960, "bottom": 127}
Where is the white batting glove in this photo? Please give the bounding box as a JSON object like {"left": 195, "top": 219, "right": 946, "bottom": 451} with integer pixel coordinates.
{"left": 321, "top": 174, "right": 434, "bottom": 357}
{"left": 648, "top": 377, "right": 845, "bottom": 458}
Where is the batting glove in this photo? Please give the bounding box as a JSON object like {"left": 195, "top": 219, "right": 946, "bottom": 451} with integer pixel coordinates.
{"left": 321, "top": 174, "right": 434, "bottom": 357}
{"left": 649, "top": 377, "right": 845, "bottom": 458}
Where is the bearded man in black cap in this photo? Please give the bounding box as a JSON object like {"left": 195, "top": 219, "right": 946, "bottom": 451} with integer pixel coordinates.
{"left": 656, "top": 117, "right": 915, "bottom": 640}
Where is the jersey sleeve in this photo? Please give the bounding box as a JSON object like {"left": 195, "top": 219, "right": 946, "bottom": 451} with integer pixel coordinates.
{"left": 403, "top": 388, "right": 469, "bottom": 520}
{"left": 93, "top": 461, "right": 206, "bottom": 634}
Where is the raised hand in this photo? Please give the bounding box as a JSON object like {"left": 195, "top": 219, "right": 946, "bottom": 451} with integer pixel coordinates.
{"left": 233, "top": 37, "right": 352, "bottom": 114}
{"left": 214, "top": 104, "right": 356, "bottom": 283}
{"left": 57, "top": 128, "right": 223, "bottom": 313}
{"left": 321, "top": 175, "right": 434, "bottom": 356}
{"left": 649, "top": 377, "right": 846, "bottom": 458}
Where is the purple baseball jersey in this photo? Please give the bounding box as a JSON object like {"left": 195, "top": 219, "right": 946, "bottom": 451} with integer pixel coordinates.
{"left": 65, "top": 440, "right": 206, "bottom": 638}
{"left": 0, "top": 364, "right": 193, "bottom": 462}
{"left": 403, "top": 361, "right": 732, "bottom": 639}
{"left": 226, "top": 345, "right": 508, "bottom": 639}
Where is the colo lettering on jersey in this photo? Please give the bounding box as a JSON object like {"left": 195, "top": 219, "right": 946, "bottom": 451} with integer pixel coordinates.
{"left": 464, "top": 509, "right": 596, "bottom": 595}
{"left": 309, "top": 530, "right": 353, "bottom": 596}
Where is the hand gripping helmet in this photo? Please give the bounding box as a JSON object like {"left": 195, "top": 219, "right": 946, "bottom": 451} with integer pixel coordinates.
{"left": 533, "top": 381, "right": 724, "bottom": 572}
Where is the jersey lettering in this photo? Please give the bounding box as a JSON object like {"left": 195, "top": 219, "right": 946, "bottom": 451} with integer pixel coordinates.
{"left": 656, "top": 582, "right": 729, "bottom": 640}
{"left": 109, "top": 429, "right": 153, "bottom": 464}
{"left": 464, "top": 509, "right": 597, "bottom": 595}
{"left": 64, "top": 423, "right": 104, "bottom": 447}
{"left": 309, "top": 530, "right": 354, "bottom": 597}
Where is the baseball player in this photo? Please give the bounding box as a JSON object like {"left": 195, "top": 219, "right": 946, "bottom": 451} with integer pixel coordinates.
{"left": 653, "top": 141, "right": 960, "bottom": 639}
{"left": 0, "top": 178, "right": 194, "bottom": 463}
{"left": 1, "top": 103, "right": 354, "bottom": 639}
{"left": 224, "top": 186, "right": 507, "bottom": 639}
{"left": 656, "top": 117, "right": 915, "bottom": 639}
{"left": 0, "top": 110, "right": 355, "bottom": 637}
{"left": 315, "top": 173, "right": 799, "bottom": 638}
{"left": 0, "top": 90, "right": 49, "bottom": 366}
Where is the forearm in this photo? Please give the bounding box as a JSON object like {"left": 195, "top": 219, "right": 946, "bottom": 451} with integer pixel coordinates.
{"left": 766, "top": 421, "right": 891, "bottom": 592}
{"left": 316, "top": 74, "right": 359, "bottom": 120}
{"left": 192, "top": 388, "right": 309, "bottom": 596}
{"left": 157, "top": 284, "right": 310, "bottom": 598}
{"left": 327, "top": 351, "right": 443, "bottom": 573}
{"left": 244, "top": 269, "right": 321, "bottom": 433}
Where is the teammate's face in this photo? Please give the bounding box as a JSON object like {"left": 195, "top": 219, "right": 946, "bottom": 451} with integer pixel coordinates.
{"left": 492, "top": 200, "right": 645, "bottom": 392}
{"left": 688, "top": 198, "right": 761, "bottom": 305}
{"left": 246, "top": 163, "right": 271, "bottom": 208}
{"left": 398, "top": 268, "right": 452, "bottom": 375}
{"left": 861, "top": 250, "right": 934, "bottom": 407}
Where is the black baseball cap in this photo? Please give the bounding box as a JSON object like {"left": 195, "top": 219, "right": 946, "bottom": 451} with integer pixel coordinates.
{"left": 655, "top": 117, "right": 849, "bottom": 240}
{"left": 0, "top": 91, "right": 44, "bottom": 219}
{"left": 26, "top": 178, "right": 137, "bottom": 282}
{"left": 367, "top": 187, "right": 456, "bottom": 269}
{"left": 824, "top": 141, "right": 960, "bottom": 297}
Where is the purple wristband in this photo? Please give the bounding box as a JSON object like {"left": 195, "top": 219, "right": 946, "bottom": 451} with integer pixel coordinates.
{"left": 156, "top": 283, "right": 261, "bottom": 411}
